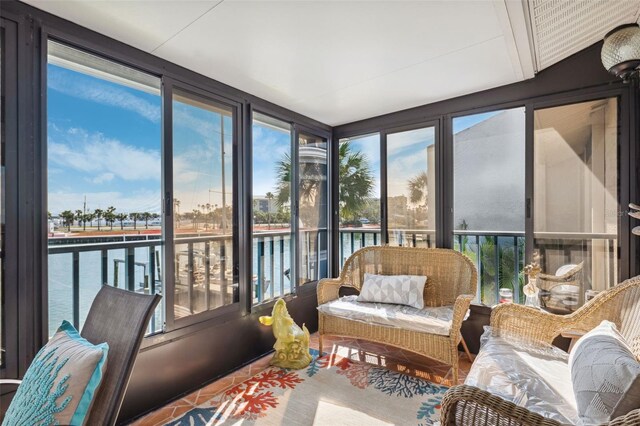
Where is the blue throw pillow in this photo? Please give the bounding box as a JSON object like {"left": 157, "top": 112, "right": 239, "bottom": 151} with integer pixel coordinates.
{"left": 2, "top": 320, "right": 108, "bottom": 426}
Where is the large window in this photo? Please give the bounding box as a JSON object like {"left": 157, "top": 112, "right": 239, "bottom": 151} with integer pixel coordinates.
{"left": 338, "top": 134, "right": 381, "bottom": 264}
{"left": 252, "top": 113, "right": 293, "bottom": 304}
{"left": 387, "top": 127, "right": 437, "bottom": 248}
{"left": 172, "top": 89, "right": 237, "bottom": 320}
{"left": 297, "top": 132, "right": 328, "bottom": 285}
{"left": 453, "top": 108, "right": 526, "bottom": 304}
{"left": 534, "top": 98, "right": 618, "bottom": 310}
{"left": 251, "top": 113, "right": 328, "bottom": 303}
{"left": 0, "top": 27, "right": 5, "bottom": 367}
{"left": 47, "top": 41, "right": 163, "bottom": 335}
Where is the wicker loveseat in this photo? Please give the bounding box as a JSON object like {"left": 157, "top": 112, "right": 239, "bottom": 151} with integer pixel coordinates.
{"left": 317, "top": 246, "right": 477, "bottom": 382}
{"left": 441, "top": 275, "right": 640, "bottom": 426}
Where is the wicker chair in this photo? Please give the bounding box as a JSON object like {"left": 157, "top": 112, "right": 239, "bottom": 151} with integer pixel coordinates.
{"left": 441, "top": 275, "right": 640, "bottom": 426}
{"left": 317, "top": 246, "right": 477, "bottom": 383}
{"left": 537, "top": 262, "right": 584, "bottom": 314}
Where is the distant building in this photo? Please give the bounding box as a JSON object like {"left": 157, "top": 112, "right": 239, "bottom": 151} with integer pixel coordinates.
{"left": 254, "top": 196, "right": 278, "bottom": 214}
{"left": 453, "top": 109, "right": 526, "bottom": 232}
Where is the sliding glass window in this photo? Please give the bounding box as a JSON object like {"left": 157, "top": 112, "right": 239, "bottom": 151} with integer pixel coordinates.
{"left": 386, "top": 126, "right": 437, "bottom": 248}
{"left": 172, "top": 89, "right": 238, "bottom": 320}
{"left": 533, "top": 98, "right": 618, "bottom": 313}
{"left": 252, "top": 113, "right": 293, "bottom": 304}
{"left": 46, "top": 41, "right": 163, "bottom": 336}
{"left": 297, "top": 132, "right": 328, "bottom": 286}
{"left": 338, "top": 134, "right": 381, "bottom": 265}
{"left": 0, "top": 27, "right": 5, "bottom": 367}
{"left": 453, "top": 108, "right": 525, "bottom": 305}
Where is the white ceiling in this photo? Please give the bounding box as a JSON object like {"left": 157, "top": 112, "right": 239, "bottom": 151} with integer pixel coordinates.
{"left": 21, "top": 0, "right": 640, "bottom": 126}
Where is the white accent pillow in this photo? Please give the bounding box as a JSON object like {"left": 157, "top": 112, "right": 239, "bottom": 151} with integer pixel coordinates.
{"left": 569, "top": 320, "right": 640, "bottom": 425}
{"left": 357, "top": 273, "right": 427, "bottom": 309}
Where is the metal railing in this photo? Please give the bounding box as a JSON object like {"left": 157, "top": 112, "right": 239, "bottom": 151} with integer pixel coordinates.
{"left": 47, "top": 228, "right": 328, "bottom": 334}
{"left": 48, "top": 235, "right": 163, "bottom": 335}
{"left": 253, "top": 228, "right": 327, "bottom": 304}
{"left": 453, "top": 231, "right": 525, "bottom": 305}
{"left": 337, "top": 228, "right": 617, "bottom": 306}
{"left": 47, "top": 228, "right": 618, "bottom": 335}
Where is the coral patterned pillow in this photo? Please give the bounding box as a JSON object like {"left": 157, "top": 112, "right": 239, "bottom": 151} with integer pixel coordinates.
{"left": 3, "top": 321, "right": 108, "bottom": 426}
{"left": 357, "top": 273, "right": 427, "bottom": 309}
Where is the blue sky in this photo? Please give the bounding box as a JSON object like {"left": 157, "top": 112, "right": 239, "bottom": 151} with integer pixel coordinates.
{"left": 47, "top": 64, "right": 162, "bottom": 215}
{"left": 341, "top": 112, "right": 499, "bottom": 206}
{"left": 48, "top": 64, "right": 234, "bottom": 216}
{"left": 47, "top": 60, "right": 500, "bottom": 217}
{"left": 252, "top": 123, "right": 290, "bottom": 198}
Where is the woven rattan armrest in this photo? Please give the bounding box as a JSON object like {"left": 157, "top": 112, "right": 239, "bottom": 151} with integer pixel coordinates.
{"left": 609, "top": 409, "right": 640, "bottom": 425}
{"left": 317, "top": 278, "right": 344, "bottom": 305}
{"left": 440, "top": 384, "right": 562, "bottom": 426}
{"left": 490, "top": 303, "right": 575, "bottom": 344}
{"left": 537, "top": 273, "right": 574, "bottom": 283}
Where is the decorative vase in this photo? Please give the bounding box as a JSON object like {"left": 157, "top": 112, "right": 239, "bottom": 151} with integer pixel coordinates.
{"left": 523, "top": 277, "right": 540, "bottom": 308}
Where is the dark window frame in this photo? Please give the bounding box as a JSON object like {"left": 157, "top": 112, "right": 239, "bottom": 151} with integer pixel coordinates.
{"left": 382, "top": 120, "right": 441, "bottom": 247}
{"left": 163, "top": 78, "right": 245, "bottom": 331}
{"left": 249, "top": 107, "right": 332, "bottom": 311}
{"left": 26, "top": 14, "right": 329, "bottom": 350}
{"left": 333, "top": 85, "right": 634, "bottom": 292}
{"left": 0, "top": 16, "right": 19, "bottom": 383}
{"left": 294, "top": 123, "right": 331, "bottom": 288}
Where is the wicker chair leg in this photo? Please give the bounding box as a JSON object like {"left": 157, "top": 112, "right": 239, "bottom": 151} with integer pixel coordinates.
{"left": 460, "top": 336, "right": 474, "bottom": 362}
{"left": 318, "top": 334, "right": 323, "bottom": 355}
{"left": 452, "top": 363, "right": 459, "bottom": 385}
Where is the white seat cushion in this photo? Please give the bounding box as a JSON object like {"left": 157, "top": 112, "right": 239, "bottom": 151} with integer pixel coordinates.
{"left": 465, "top": 330, "right": 579, "bottom": 424}
{"left": 317, "top": 295, "right": 457, "bottom": 336}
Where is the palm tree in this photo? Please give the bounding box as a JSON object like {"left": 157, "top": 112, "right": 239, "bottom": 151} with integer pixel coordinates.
{"left": 141, "top": 212, "right": 152, "bottom": 229}
{"left": 266, "top": 192, "right": 274, "bottom": 229}
{"left": 116, "top": 213, "right": 128, "bottom": 230}
{"left": 104, "top": 206, "right": 116, "bottom": 230}
{"left": 407, "top": 171, "right": 428, "bottom": 205}
{"left": 75, "top": 209, "right": 83, "bottom": 228}
{"left": 274, "top": 141, "right": 374, "bottom": 223}
{"left": 192, "top": 209, "right": 200, "bottom": 230}
{"left": 129, "top": 212, "right": 139, "bottom": 230}
{"left": 82, "top": 212, "right": 94, "bottom": 231}
{"left": 94, "top": 208, "right": 104, "bottom": 231}
{"left": 60, "top": 210, "right": 75, "bottom": 231}
{"left": 337, "top": 142, "right": 375, "bottom": 222}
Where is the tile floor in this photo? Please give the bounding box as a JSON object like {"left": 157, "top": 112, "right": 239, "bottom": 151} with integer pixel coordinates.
{"left": 130, "top": 334, "right": 473, "bottom": 425}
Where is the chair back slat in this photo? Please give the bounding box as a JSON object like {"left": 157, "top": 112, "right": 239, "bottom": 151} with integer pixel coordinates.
{"left": 81, "top": 285, "right": 161, "bottom": 426}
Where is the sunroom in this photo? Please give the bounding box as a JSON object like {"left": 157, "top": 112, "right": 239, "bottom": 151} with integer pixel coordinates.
{"left": 0, "top": 0, "right": 639, "bottom": 425}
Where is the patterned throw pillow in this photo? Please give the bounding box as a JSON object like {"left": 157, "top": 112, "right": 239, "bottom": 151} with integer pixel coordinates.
{"left": 569, "top": 320, "right": 640, "bottom": 425}
{"left": 3, "top": 320, "right": 108, "bottom": 426}
{"left": 357, "top": 273, "right": 427, "bottom": 309}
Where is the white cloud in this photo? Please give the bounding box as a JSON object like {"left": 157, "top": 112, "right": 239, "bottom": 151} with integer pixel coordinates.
{"left": 91, "top": 173, "right": 115, "bottom": 184}
{"left": 49, "top": 127, "right": 161, "bottom": 182}
{"left": 48, "top": 69, "right": 161, "bottom": 123}
{"left": 173, "top": 105, "right": 225, "bottom": 142}
{"left": 387, "top": 127, "right": 434, "bottom": 156}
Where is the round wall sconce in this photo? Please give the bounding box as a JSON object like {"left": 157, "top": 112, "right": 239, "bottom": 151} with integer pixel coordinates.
{"left": 601, "top": 23, "right": 640, "bottom": 80}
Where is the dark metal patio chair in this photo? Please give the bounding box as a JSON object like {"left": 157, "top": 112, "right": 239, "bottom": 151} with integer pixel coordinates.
{"left": 1, "top": 285, "right": 161, "bottom": 426}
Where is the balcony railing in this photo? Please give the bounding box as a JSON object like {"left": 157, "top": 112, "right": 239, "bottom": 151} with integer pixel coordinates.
{"left": 47, "top": 228, "right": 617, "bottom": 336}
{"left": 48, "top": 229, "right": 327, "bottom": 335}
{"left": 338, "top": 228, "right": 617, "bottom": 306}
{"left": 48, "top": 235, "right": 164, "bottom": 336}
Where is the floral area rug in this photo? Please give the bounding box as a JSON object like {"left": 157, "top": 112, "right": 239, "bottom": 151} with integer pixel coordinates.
{"left": 167, "top": 350, "right": 448, "bottom": 426}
